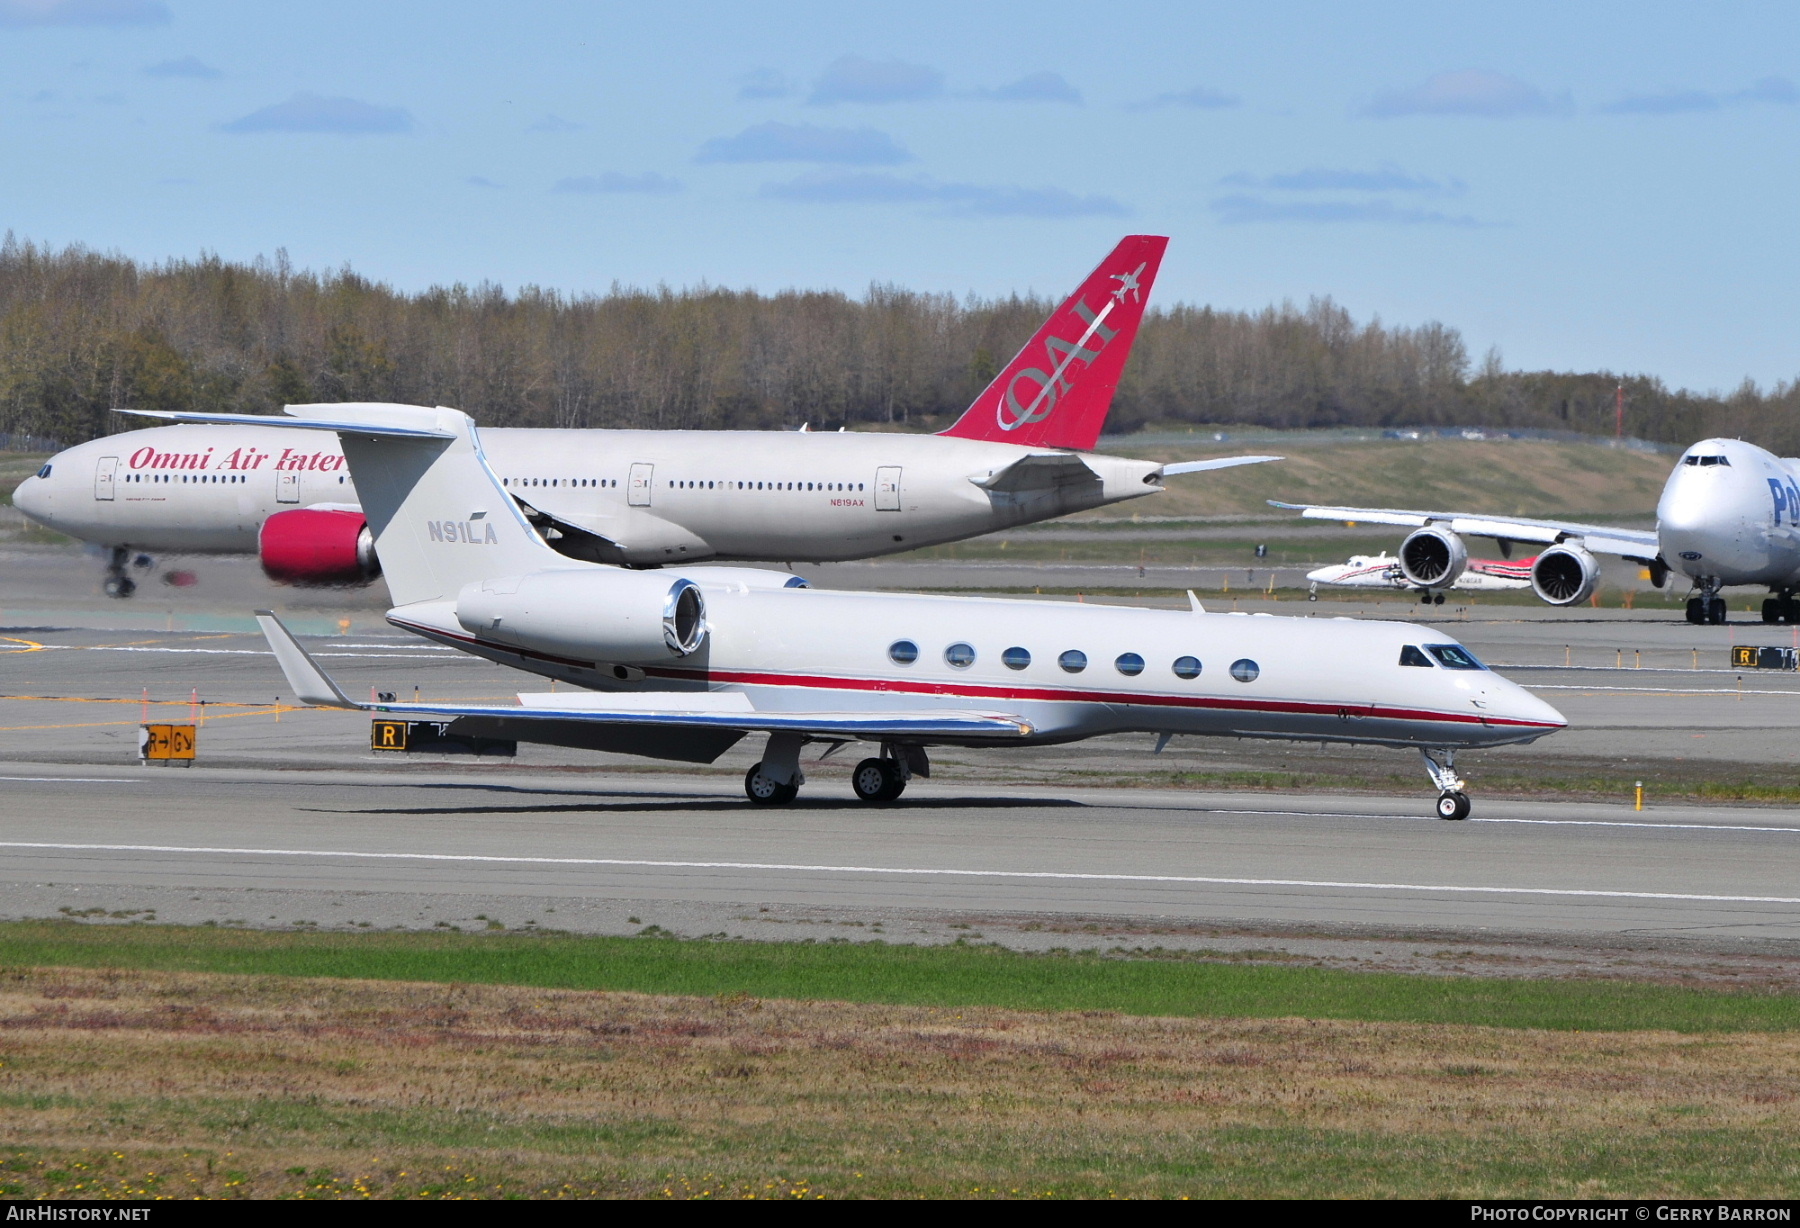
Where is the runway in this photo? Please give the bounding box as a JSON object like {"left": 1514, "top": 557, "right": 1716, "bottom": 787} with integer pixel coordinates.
{"left": 3, "top": 763, "right": 1800, "bottom": 945}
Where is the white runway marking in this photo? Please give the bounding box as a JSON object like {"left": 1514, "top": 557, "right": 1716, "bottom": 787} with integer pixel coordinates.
{"left": 0, "top": 777, "right": 132, "bottom": 784}
{"left": 1, "top": 840, "right": 1796, "bottom": 906}
{"left": 1526, "top": 683, "right": 1800, "bottom": 696}
{"left": 1475, "top": 817, "right": 1800, "bottom": 834}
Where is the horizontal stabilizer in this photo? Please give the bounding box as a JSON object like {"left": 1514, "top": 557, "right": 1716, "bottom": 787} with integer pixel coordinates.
{"left": 1160, "top": 455, "right": 1282, "bottom": 477}
{"left": 968, "top": 452, "right": 1098, "bottom": 493}
{"left": 116, "top": 405, "right": 455, "bottom": 439}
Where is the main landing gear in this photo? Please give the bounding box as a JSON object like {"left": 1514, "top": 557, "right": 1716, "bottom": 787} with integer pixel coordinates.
{"left": 742, "top": 734, "right": 925, "bottom": 805}
{"left": 1418, "top": 590, "right": 1445, "bottom": 606}
{"left": 102, "top": 546, "right": 148, "bottom": 599}
{"left": 1763, "top": 590, "right": 1800, "bottom": 624}
{"left": 1686, "top": 579, "right": 1727, "bottom": 625}
{"left": 1420, "top": 747, "right": 1471, "bottom": 821}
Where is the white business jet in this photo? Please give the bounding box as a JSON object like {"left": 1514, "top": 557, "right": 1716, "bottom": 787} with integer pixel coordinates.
{"left": 125, "top": 403, "right": 1564, "bottom": 820}
{"left": 12, "top": 235, "right": 1276, "bottom": 596}
{"left": 1275, "top": 436, "right": 1800, "bottom": 625}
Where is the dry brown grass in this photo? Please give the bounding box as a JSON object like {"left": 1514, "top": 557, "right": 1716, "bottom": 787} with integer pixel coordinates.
{"left": 1, "top": 965, "right": 1797, "bottom": 1198}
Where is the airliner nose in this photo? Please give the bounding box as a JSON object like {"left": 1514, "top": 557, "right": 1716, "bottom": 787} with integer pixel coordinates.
{"left": 11, "top": 472, "right": 45, "bottom": 521}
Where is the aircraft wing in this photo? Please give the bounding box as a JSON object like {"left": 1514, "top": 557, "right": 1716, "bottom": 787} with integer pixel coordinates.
{"left": 257, "top": 611, "right": 1033, "bottom": 740}
{"left": 1267, "top": 501, "right": 1661, "bottom": 559}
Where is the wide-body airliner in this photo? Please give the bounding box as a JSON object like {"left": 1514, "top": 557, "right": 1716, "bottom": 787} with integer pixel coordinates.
{"left": 12, "top": 236, "right": 1274, "bottom": 596}
{"left": 1306, "top": 553, "right": 1533, "bottom": 601}
{"left": 133, "top": 401, "right": 1565, "bottom": 821}
{"left": 1276, "top": 437, "right": 1800, "bottom": 624}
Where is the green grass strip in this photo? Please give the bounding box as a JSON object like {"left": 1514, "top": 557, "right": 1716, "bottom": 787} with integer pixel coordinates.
{"left": 2, "top": 920, "right": 1796, "bottom": 1033}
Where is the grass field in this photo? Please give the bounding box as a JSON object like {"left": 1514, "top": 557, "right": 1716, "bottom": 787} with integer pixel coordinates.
{"left": 2, "top": 940, "right": 1798, "bottom": 1198}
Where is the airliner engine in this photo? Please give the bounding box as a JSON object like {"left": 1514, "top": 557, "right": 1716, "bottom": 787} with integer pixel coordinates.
{"left": 1530, "top": 543, "right": 1601, "bottom": 606}
{"left": 258, "top": 509, "right": 380, "bottom": 586}
{"left": 455, "top": 569, "right": 709, "bottom": 663}
{"left": 1397, "top": 526, "right": 1469, "bottom": 589}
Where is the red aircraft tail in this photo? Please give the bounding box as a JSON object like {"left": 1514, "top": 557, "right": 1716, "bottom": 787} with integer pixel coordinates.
{"left": 939, "top": 235, "right": 1167, "bottom": 452}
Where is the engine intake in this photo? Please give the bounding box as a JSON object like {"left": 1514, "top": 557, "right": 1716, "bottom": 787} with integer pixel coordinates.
{"left": 1531, "top": 544, "right": 1600, "bottom": 606}
{"left": 259, "top": 508, "right": 379, "bottom": 586}
{"left": 1398, "top": 526, "right": 1468, "bottom": 589}
{"left": 456, "top": 568, "right": 710, "bottom": 664}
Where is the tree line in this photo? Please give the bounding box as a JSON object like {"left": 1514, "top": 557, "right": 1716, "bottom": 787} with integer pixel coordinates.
{"left": 1, "top": 234, "right": 1795, "bottom": 453}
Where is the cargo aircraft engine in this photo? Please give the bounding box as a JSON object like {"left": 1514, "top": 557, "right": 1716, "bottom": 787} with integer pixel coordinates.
{"left": 258, "top": 508, "right": 380, "bottom": 586}
{"left": 1397, "top": 526, "right": 1469, "bottom": 590}
{"left": 1530, "top": 543, "right": 1601, "bottom": 606}
{"left": 456, "top": 568, "right": 710, "bottom": 664}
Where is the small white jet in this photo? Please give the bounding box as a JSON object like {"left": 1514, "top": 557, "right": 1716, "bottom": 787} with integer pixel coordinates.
{"left": 12, "top": 236, "right": 1276, "bottom": 596}
{"left": 1275, "top": 436, "right": 1800, "bottom": 624}
{"left": 1306, "top": 553, "right": 1534, "bottom": 602}
{"left": 130, "top": 402, "right": 1565, "bottom": 820}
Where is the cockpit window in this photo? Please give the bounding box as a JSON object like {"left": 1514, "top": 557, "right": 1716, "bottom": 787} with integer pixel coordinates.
{"left": 1425, "top": 643, "right": 1486, "bottom": 670}
{"left": 1399, "top": 645, "right": 1434, "bottom": 668}
{"left": 1683, "top": 455, "right": 1730, "bottom": 467}
{"left": 35, "top": 464, "right": 50, "bottom": 479}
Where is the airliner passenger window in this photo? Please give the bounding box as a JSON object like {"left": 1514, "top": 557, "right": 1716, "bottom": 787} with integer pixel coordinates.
{"left": 1115, "top": 652, "right": 1144, "bottom": 676}
{"left": 1172, "top": 656, "right": 1201, "bottom": 679}
{"left": 945, "top": 642, "right": 976, "bottom": 668}
{"left": 1425, "top": 644, "right": 1486, "bottom": 670}
{"left": 1229, "top": 659, "right": 1260, "bottom": 683}
{"left": 1002, "top": 646, "right": 1031, "bottom": 670}
{"left": 1058, "top": 650, "right": 1087, "bottom": 673}
{"left": 1399, "top": 645, "right": 1435, "bottom": 668}
{"left": 888, "top": 640, "right": 918, "bottom": 665}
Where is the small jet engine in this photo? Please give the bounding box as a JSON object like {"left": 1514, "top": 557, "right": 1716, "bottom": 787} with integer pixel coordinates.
{"left": 456, "top": 568, "right": 710, "bottom": 663}
{"left": 259, "top": 508, "right": 380, "bottom": 586}
{"left": 1530, "top": 543, "right": 1601, "bottom": 606}
{"left": 1397, "top": 526, "right": 1469, "bottom": 590}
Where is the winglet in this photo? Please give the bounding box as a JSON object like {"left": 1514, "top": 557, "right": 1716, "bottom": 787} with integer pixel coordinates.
{"left": 938, "top": 235, "right": 1167, "bottom": 452}
{"left": 1187, "top": 590, "right": 1204, "bottom": 614}
{"left": 255, "top": 611, "right": 363, "bottom": 709}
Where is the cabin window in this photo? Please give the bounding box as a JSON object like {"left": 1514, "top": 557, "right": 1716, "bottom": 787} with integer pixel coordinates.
{"left": 1172, "top": 656, "right": 1201, "bottom": 679}
{"left": 1399, "top": 645, "right": 1435, "bottom": 668}
{"left": 1058, "top": 649, "right": 1087, "bottom": 674}
{"left": 1115, "top": 652, "right": 1145, "bottom": 676}
{"left": 1002, "top": 646, "right": 1031, "bottom": 670}
{"left": 888, "top": 640, "right": 919, "bottom": 665}
{"left": 1425, "top": 644, "right": 1486, "bottom": 670}
{"left": 944, "top": 642, "right": 976, "bottom": 668}
{"left": 1229, "top": 659, "right": 1260, "bottom": 683}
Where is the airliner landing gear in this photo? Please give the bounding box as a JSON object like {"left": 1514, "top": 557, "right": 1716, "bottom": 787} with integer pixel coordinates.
{"left": 1763, "top": 590, "right": 1798, "bottom": 624}
{"left": 102, "top": 546, "right": 137, "bottom": 599}
{"left": 744, "top": 733, "right": 804, "bottom": 805}
{"left": 1420, "top": 747, "right": 1471, "bottom": 820}
{"left": 1686, "top": 580, "right": 1726, "bottom": 625}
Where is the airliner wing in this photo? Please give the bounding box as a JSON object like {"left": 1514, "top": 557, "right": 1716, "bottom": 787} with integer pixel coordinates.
{"left": 257, "top": 611, "right": 1033, "bottom": 740}
{"left": 1267, "top": 501, "right": 1661, "bottom": 559}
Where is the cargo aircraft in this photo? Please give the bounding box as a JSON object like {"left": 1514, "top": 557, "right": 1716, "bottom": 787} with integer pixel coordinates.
{"left": 13, "top": 235, "right": 1275, "bottom": 597}
{"left": 1274, "top": 437, "right": 1800, "bottom": 624}
{"left": 125, "top": 402, "right": 1565, "bottom": 820}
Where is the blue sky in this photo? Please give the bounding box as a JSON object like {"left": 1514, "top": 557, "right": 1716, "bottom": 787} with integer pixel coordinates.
{"left": 1, "top": 0, "right": 1796, "bottom": 393}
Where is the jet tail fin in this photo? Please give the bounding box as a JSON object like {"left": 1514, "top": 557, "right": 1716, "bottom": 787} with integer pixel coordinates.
{"left": 938, "top": 235, "right": 1166, "bottom": 452}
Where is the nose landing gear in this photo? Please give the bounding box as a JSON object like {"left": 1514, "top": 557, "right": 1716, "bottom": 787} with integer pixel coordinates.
{"left": 102, "top": 546, "right": 139, "bottom": 598}
{"left": 1421, "top": 747, "right": 1471, "bottom": 820}
{"left": 1685, "top": 580, "right": 1727, "bottom": 625}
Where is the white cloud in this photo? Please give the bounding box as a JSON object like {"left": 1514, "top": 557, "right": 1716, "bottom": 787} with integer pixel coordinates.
{"left": 979, "top": 71, "right": 1081, "bottom": 104}
{"left": 763, "top": 171, "right": 1127, "bottom": 218}
{"left": 807, "top": 55, "right": 943, "bottom": 105}
{"left": 220, "top": 93, "right": 412, "bottom": 136}
{"left": 0, "top": 0, "right": 167, "bottom": 27}
{"left": 696, "top": 122, "right": 910, "bottom": 165}
{"left": 1365, "top": 71, "right": 1571, "bottom": 119}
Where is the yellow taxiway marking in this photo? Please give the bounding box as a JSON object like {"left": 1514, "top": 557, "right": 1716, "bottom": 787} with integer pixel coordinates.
{"left": 0, "top": 637, "right": 45, "bottom": 653}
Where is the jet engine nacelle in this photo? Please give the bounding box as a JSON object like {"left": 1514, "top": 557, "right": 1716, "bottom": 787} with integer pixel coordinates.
{"left": 1398, "top": 526, "right": 1468, "bottom": 589}
{"left": 259, "top": 508, "right": 380, "bottom": 586}
{"left": 1531, "top": 544, "right": 1601, "bottom": 606}
{"left": 455, "top": 568, "right": 708, "bottom": 663}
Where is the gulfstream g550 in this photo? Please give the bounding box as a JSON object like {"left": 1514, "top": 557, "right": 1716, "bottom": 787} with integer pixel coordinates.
{"left": 129, "top": 401, "right": 1562, "bottom": 820}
